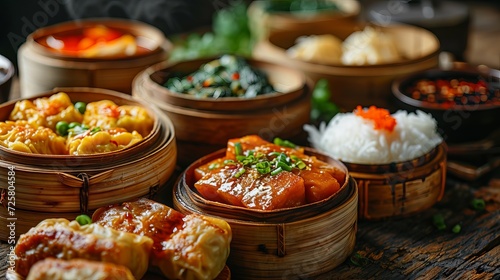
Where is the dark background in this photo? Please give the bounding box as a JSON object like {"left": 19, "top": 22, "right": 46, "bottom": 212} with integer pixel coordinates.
{"left": 1, "top": 0, "right": 498, "bottom": 69}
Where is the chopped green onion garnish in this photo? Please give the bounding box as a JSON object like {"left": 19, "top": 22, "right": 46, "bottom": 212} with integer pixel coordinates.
{"left": 273, "top": 137, "right": 296, "bottom": 148}
{"left": 277, "top": 161, "right": 292, "bottom": 172}
{"left": 75, "top": 214, "right": 92, "bottom": 225}
{"left": 224, "top": 159, "right": 235, "bottom": 165}
{"left": 208, "top": 163, "right": 220, "bottom": 170}
{"left": 234, "top": 167, "right": 246, "bottom": 178}
{"left": 349, "top": 252, "right": 369, "bottom": 267}
{"left": 470, "top": 198, "right": 485, "bottom": 211}
{"left": 256, "top": 161, "right": 271, "bottom": 174}
{"left": 234, "top": 142, "right": 243, "bottom": 156}
{"left": 452, "top": 224, "right": 461, "bottom": 234}
{"left": 296, "top": 161, "right": 307, "bottom": 170}
{"left": 271, "top": 167, "right": 283, "bottom": 176}
{"left": 268, "top": 151, "right": 281, "bottom": 157}
{"left": 236, "top": 155, "right": 247, "bottom": 162}
{"left": 432, "top": 214, "right": 446, "bottom": 230}
{"left": 90, "top": 127, "right": 101, "bottom": 134}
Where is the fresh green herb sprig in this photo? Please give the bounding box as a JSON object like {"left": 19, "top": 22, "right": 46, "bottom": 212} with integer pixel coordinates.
{"left": 311, "top": 79, "right": 340, "bottom": 124}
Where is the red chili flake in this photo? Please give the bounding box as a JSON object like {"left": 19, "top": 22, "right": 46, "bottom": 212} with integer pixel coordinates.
{"left": 231, "top": 72, "right": 240, "bottom": 80}
{"left": 203, "top": 80, "right": 211, "bottom": 87}
{"left": 186, "top": 76, "right": 193, "bottom": 82}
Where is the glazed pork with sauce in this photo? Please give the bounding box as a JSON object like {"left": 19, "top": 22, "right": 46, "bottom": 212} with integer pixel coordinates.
{"left": 194, "top": 135, "right": 346, "bottom": 210}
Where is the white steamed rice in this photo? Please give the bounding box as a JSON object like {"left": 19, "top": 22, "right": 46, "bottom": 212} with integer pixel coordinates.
{"left": 304, "top": 109, "right": 443, "bottom": 164}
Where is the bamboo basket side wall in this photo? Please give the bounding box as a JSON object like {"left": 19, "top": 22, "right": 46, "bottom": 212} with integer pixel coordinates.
{"left": 355, "top": 143, "right": 447, "bottom": 220}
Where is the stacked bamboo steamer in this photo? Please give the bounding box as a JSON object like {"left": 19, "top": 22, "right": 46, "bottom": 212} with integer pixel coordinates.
{"left": 17, "top": 18, "right": 171, "bottom": 98}
{"left": 173, "top": 148, "right": 358, "bottom": 279}
{"left": 133, "top": 57, "right": 312, "bottom": 167}
{"left": 350, "top": 143, "right": 447, "bottom": 220}
{"left": 0, "top": 87, "right": 177, "bottom": 240}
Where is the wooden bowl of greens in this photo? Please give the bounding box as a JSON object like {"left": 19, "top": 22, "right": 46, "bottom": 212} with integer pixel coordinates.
{"left": 133, "top": 55, "right": 307, "bottom": 112}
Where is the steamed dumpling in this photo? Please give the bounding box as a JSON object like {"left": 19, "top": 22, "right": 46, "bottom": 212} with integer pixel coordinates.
{"left": 287, "top": 34, "right": 343, "bottom": 65}
{"left": 342, "top": 26, "right": 401, "bottom": 65}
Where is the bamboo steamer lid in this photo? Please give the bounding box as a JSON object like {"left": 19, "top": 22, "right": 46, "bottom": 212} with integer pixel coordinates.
{"left": 18, "top": 18, "right": 172, "bottom": 98}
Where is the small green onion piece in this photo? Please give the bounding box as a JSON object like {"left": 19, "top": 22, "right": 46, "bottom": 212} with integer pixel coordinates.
{"left": 236, "top": 155, "right": 247, "bottom": 162}
{"left": 470, "top": 198, "right": 485, "bottom": 211}
{"left": 256, "top": 161, "right": 271, "bottom": 174}
{"left": 208, "top": 163, "right": 220, "bottom": 170}
{"left": 75, "top": 214, "right": 92, "bottom": 225}
{"left": 80, "top": 124, "right": 90, "bottom": 130}
{"left": 234, "top": 142, "right": 243, "bottom": 156}
{"left": 223, "top": 159, "right": 235, "bottom": 165}
{"left": 451, "top": 224, "right": 461, "bottom": 234}
{"left": 268, "top": 151, "right": 281, "bottom": 157}
{"left": 277, "top": 153, "right": 288, "bottom": 163}
{"left": 234, "top": 167, "right": 246, "bottom": 178}
{"left": 432, "top": 214, "right": 446, "bottom": 230}
{"left": 349, "top": 253, "right": 369, "bottom": 267}
{"left": 271, "top": 167, "right": 283, "bottom": 176}
{"left": 273, "top": 137, "right": 296, "bottom": 148}
{"left": 296, "top": 161, "right": 307, "bottom": 170}
{"left": 277, "top": 161, "right": 292, "bottom": 172}
{"left": 90, "top": 127, "right": 101, "bottom": 134}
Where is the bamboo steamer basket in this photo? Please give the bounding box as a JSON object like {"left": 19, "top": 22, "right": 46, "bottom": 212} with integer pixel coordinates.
{"left": 349, "top": 143, "right": 447, "bottom": 220}
{"left": 253, "top": 22, "right": 440, "bottom": 111}
{"left": 133, "top": 57, "right": 311, "bottom": 167}
{"left": 248, "top": 0, "right": 360, "bottom": 40}
{"left": 18, "top": 18, "right": 171, "bottom": 98}
{"left": 173, "top": 148, "right": 358, "bottom": 279}
{"left": 0, "top": 88, "right": 177, "bottom": 240}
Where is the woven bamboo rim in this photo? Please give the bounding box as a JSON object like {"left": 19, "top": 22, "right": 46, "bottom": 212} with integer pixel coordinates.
{"left": 174, "top": 147, "right": 350, "bottom": 223}
{"left": 174, "top": 176, "right": 358, "bottom": 279}
{"left": 354, "top": 143, "right": 447, "bottom": 220}
{"left": 134, "top": 57, "right": 307, "bottom": 112}
{"left": 133, "top": 79, "right": 311, "bottom": 145}
{"left": 0, "top": 87, "right": 161, "bottom": 167}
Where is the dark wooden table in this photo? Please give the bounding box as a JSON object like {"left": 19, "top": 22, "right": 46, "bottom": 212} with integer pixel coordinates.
{"left": 1, "top": 161, "right": 499, "bottom": 280}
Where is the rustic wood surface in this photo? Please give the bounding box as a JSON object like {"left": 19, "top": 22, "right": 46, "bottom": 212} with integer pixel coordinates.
{"left": 1, "top": 166, "right": 499, "bottom": 280}
{"left": 1, "top": 2, "right": 499, "bottom": 279}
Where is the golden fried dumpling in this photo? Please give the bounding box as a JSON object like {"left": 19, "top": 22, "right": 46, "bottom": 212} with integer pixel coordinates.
{"left": 93, "top": 198, "right": 232, "bottom": 280}
{"left": 14, "top": 218, "right": 153, "bottom": 279}
{"left": 83, "top": 100, "right": 154, "bottom": 137}
{"left": 83, "top": 100, "right": 119, "bottom": 130}
{"left": 26, "top": 258, "right": 135, "bottom": 280}
{"left": 9, "top": 92, "right": 83, "bottom": 131}
{"left": 116, "top": 105, "right": 154, "bottom": 137}
{"left": 67, "top": 127, "right": 143, "bottom": 155}
{"left": 0, "top": 120, "right": 67, "bottom": 154}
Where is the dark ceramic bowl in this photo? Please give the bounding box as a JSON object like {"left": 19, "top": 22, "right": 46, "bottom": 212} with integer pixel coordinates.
{"left": 392, "top": 63, "right": 500, "bottom": 143}
{"left": 0, "top": 55, "right": 15, "bottom": 103}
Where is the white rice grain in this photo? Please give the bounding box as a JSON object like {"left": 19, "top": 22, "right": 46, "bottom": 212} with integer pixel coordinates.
{"left": 304, "top": 110, "right": 443, "bottom": 164}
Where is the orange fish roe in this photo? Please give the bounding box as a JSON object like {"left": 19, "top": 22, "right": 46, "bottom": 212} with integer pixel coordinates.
{"left": 355, "top": 105, "right": 397, "bottom": 132}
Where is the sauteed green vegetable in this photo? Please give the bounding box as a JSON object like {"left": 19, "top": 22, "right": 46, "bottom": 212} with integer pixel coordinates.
{"left": 164, "top": 55, "right": 275, "bottom": 98}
